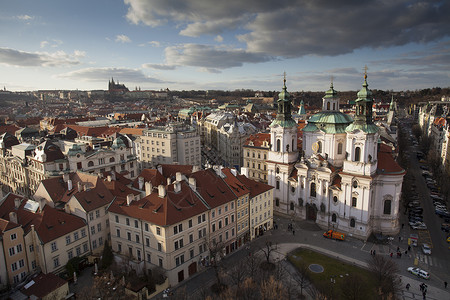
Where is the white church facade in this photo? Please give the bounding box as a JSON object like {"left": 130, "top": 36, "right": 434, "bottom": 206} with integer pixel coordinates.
{"left": 267, "top": 75, "right": 405, "bottom": 240}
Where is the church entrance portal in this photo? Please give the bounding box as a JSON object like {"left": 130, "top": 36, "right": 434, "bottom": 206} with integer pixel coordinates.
{"left": 306, "top": 203, "right": 317, "bottom": 222}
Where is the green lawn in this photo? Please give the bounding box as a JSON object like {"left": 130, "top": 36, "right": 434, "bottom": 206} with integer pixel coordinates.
{"left": 288, "top": 248, "right": 378, "bottom": 299}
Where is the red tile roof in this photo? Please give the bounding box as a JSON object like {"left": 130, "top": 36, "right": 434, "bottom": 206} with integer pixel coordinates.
{"left": 159, "top": 164, "right": 194, "bottom": 179}
{"left": 108, "top": 181, "right": 208, "bottom": 226}
{"left": 132, "top": 169, "right": 166, "bottom": 191}
{"left": 244, "top": 133, "right": 270, "bottom": 148}
{"left": 21, "top": 272, "right": 67, "bottom": 298}
{"left": 0, "top": 218, "right": 20, "bottom": 235}
{"left": 235, "top": 173, "right": 273, "bottom": 198}
{"left": 377, "top": 143, "right": 405, "bottom": 175}
{"left": 0, "top": 193, "right": 86, "bottom": 243}
{"left": 190, "top": 169, "right": 237, "bottom": 209}
{"left": 221, "top": 168, "right": 250, "bottom": 197}
{"left": 104, "top": 179, "right": 141, "bottom": 201}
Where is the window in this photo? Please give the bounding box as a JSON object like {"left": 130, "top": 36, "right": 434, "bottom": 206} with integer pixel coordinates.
{"left": 317, "top": 141, "right": 322, "bottom": 153}
{"left": 310, "top": 183, "right": 316, "bottom": 197}
{"left": 198, "top": 215, "right": 202, "bottom": 224}
{"left": 81, "top": 229, "right": 86, "bottom": 237}
{"left": 333, "top": 196, "right": 338, "bottom": 203}
{"left": 354, "top": 147, "right": 361, "bottom": 162}
{"left": 159, "top": 258, "right": 163, "bottom": 267}
{"left": 66, "top": 235, "right": 71, "bottom": 245}
{"left": 275, "top": 198, "right": 279, "bottom": 206}
{"left": 97, "top": 223, "right": 102, "bottom": 232}
{"left": 32, "top": 260, "right": 36, "bottom": 269}
{"left": 219, "top": 220, "right": 222, "bottom": 229}
{"left": 225, "top": 217, "right": 228, "bottom": 226}
{"left": 352, "top": 197, "right": 357, "bottom": 207}
{"left": 146, "top": 238, "right": 150, "bottom": 247}
{"left": 89, "top": 212, "right": 94, "bottom": 221}
{"left": 29, "top": 244, "right": 34, "bottom": 252}
{"left": 189, "top": 234, "right": 193, "bottom": 243}
{"left": 332, "top": 213, "right": 337, "bottom": 222}
{"left": 383, "top": 199, "right": 392, "bottom": 215}
{"left": 145, "top": 223, "right": 149, "bottom": 231}
{"left": 353, "top": 181, "right": 358, "bottom": 188}
{"left": 179, "top": 224, "right": 183, "bottom": 232}
{"left": 127, "top": 232, "right": 131, "bottom": 241}
{"left": 53, "top": 257, "right": 60, "bottom": 268}
{"left": 212, "top": 224, "right": 216, "bottom": 232}
{"left": 91, "top": 226, "right": 95, "bottom": 235}
{"left": 115, "top": 215, "right": 119, "bottom": 223}
{"left": 82, "top": 243, "right": 87, "bottom": 253}
{"left": 189, "top": 219, "right": 193, "bottom": 228}
{"left": 134, "top": 220, "right": 139, "bottom": 228}
{"left": 350, "top": 218, "right": 356, "bottom": 228}
{"left": 11, "top": 262, "right": 18, "bottom": 271}
{"left": 9, "top": 247, "right": 15, "bottom": 256}
{"left": 76, "top": 247, "right": 81, "bottom": 256}
{"left": 337, "top": 142, "right": 343, "bottom": 155}
{"left": 68, "top": 250, "right": 73, "bottom": 260}
{"left": 158, "top": 243, "right": 162, "bottom": 251}
{"left": 276, "top": 139, "right": 280, "bottom": 152}
{"left": 106, "top": 219, "right": 109, "bottom": 227}
{"left": 276, "top": 181, "right": 280, "bottom": 190}
{"left": 88, "top": 161, "right": 94, "bottom": 167}
{"left": 290, "top": 202, "right": 295, "bottom": 210}
{"left": 95, "top": 210, "right": 100, "bottom": 218}
{"left": 117, "top": 229, "right": 121, "bottom": 237}
{"left": 190, "top": 248, "right": 194, "bottom": 259}
{"left": 137, "top": 249, "right": 141, "bottom": 261}
{"left": 147, "top": 253, "right": 151, "bottom": 262}
{"left": 126, "top": 218, "right": 130, "bottom": 226}
{"left": 10, "top": 233, "right": 17, "bottom": 240}
{"left": 174, "top": 226, "right": 178, "bottom": 235}
{"left": 117, "top": 244, "right": 122, "bottom": 253}
{"left": 136, "top": 235, "right": 140, "bottom": 243}
{"left": 51, "top": 242, "right": 57, "bottom": 252}
{"left": 93, "top": 240, "right": 97, "bottom": 249}
{"left": 156, "top": 227, "right": 161, "bottom": 235}
{"left": 99, "top": 237, "right": 103, "bottom": 246}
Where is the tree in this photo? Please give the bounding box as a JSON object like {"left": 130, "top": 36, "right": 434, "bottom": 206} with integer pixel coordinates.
{"left": 367, "top": 254, "right": 402, "bottom": 298}
{"left": 291, "top": 261, "right": 311, "bottom": 298}
{"left": 260, "top": 241, "right": 277, "bottom": 264}
{"left": 225, "top": 259, "right": 248, "bottom": 289}
{"left": 207, "top": 238, "right": 226, "bottom": 292}
{"left": 101, "top": 240, "right": 114, "bottom": 269}
{"left": 260, "top": 276, "right": 286, "bottom": 300}
{"left": 341, "top": 273, "right": 365, "bottom": 300}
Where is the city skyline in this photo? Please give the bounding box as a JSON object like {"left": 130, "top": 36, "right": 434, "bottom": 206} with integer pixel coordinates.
{"left": 1, "top": 0, "right": 449, "bottom": 92}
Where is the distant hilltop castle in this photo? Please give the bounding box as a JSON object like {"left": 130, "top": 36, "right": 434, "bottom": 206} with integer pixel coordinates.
{"left": 108, "top": 77, "right": 129, "bottom": 94}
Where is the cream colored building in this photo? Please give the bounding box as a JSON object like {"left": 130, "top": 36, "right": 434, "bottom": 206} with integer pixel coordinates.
{"left": 0, "top": 218, "right": 29, "bottom": 285}
{"left": 242, "top": 133, "right": 271, "bottom": 183}
{"left": 139, "top": 123, "right": 200, "bottom": 168}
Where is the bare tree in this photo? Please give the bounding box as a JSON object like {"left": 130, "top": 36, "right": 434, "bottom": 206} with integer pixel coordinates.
{"left": 341, "top": 273, "right": 365, "bottom": 300}
{"left": 367, "top": 254, "right": 402, "bottom": 298}
{"left": 291, "top": 261, "right": 311, "bottom": 298}
{"left": 226, "top": 259, "right": 248, "bottom": 289}
{"left": 260, "top": 276, "right": 286, "bottom": 300}
{"left": 260, "top": 241, "right": 277, "bottom": 264}
{"left": 206, "top": 237, "right": 226, "bottom": 291}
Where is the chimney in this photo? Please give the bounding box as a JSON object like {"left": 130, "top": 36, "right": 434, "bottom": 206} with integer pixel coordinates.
{"left": 145, "top": 182, "right": 153, "bottom": 196}
{"left": 167, "top": 177, "right": 172, "bottom": 185}
{"left": 230, "top": 169, "right": 237, "bottom": 176}
{"left": 77, "top": 181, "right": 83, "bottom": 192}
{"left": 189, "top": 177, "right": 196, "bottom": 191}
{"left": 84, "top": 184, "right": 88, "bottom": 191}
{"left": 192, "top": 165, "right": 200, "bottom": 173}
{"left": 63, "top": 173, "right": 69, "bottom": 183}
{"left": 111, "top": 171, "right": 116, "bottom": 181}
{"left": 39, "top": 199, "right": 46, "bottom": 212}
{"left": 107, "top": 175, "right": 112, "bottom": 182}
{"left": 174, "top": 181, "right": 181, "bottom": 193}
{"left": 138, "top": 177, "right": 144, "bottom": 190}
{"left": 157, "top": 165, "right": 162, "bottom": 175}
{"left": 158, "top": 185, "right": 166, "bottom": 198}
{"left": 64, "top": 205, "right": 71, "bottom": 214}
{"left": 14, "top": 198, "right": 21, "bottom": 209}
{"left": 175, "top": 172, "right": 182, "bottom": 182}
{"left": 68, "top": 179, "right": 73, "bottom": 191}
{"left": 126, "top": 194, "right": 134, "bottom": 206}
{"left": 9, "top": 211, "right": 18, "bottom": 224}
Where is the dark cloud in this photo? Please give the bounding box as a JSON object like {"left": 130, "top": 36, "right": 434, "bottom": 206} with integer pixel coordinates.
{"left": 164, "top": 44, "right": 271, "bottom": 71}
{"left": 57, "top": 67, "right": 169, "bottom": 83}
{"left": 0, "top": 47, "right": 83, "bottom": 67}
{"left": 125, "top": 0, "right": 450, "bottom": 58}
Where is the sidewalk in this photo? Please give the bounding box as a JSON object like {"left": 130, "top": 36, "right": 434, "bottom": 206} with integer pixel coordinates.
{"left": 272, "top": 243, "right": 449, "bottom": 300}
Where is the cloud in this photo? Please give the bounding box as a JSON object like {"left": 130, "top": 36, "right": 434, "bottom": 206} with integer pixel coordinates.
{"left": 40, "top": 39, "right": 63, "bottom": 48}
{"left": 125, "top": 0, "right": 450, "bottom": 58}
{"left": 142, "top": 63, "right": 176, "bottom": 70}
{"left": 115, "top": 34, "right": 131, "bottom": 43}
{"left": 16, "top": 15, "right": 34, "bottom": 21}
{"left": 214, "top": 35, "right": 223, "bottom": 43}
{"left": 0, "top": 47, "right": 84, "bottom": 67}
{"left": 40, "top": 41, "right": 49, "bottom": 48}
{"left": 148, "top": 41, "right": 161, "bottom": 47}
{"left": 164, "top": 44, "right": 272, "bottom": 72}
{"left": 57, "top": 67, "right": 169, "bottom": 83}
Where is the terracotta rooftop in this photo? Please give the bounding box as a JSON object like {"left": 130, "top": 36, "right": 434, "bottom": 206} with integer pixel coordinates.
{"left": 132, "top": 169, "right": 166, "bottom": 191}
{"left": 244, "top": 133, "right": 270, "bottom": 148}
{"left": 21, "top": 272, "right": 67, "bottom": 298}
{"left": 235, "top": 173, "right": 273, "bottom": 198}
{"left": 377, "top": 143, "right": 405, "bottom": 175}
{"left": 0, "top": 218, "right": 20, "bottom": 235}
{"left": 221, "top": 168, "right": 250, "bottom": 197}
{"left": 159, "top": 164, "right": 195, "bottom": 179}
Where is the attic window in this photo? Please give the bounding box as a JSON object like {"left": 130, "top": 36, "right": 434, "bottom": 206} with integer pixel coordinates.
{"left": 97, "top": 192, "right": 104, "bottom": 198}
{"left": 85, "top": 198, "right": 91, "bottom": 204}
{"left": 185, "top": 198, "right": 194, "bottom": 206}
{"left": 206, "top": 190, "right": 215, "bottom": 198}
{"left": 139, "top": 201, "right": 149, "bottom": 209}
{"left": 66, "top": 190, "right": 74, "bottom": 196}
{"left": 153, "top": 204, "right": 162, "bottom": 213}
{"left": 217, "top": 186, "right": 226, "bottom": 194}
{"left": 119, "top": 187, "right": 125, "bottom": 192}
{"left": 46, "top": 224, "right": 53, "bottom": 229}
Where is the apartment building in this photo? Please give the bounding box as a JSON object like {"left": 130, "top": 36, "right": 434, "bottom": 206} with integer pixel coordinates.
{"left": 0, "top": 218, "right": 28, "bottom": 286}
{"left": 108, "top": 178, "right": 209, "bottom": 285}
{"left": 242, "top": 133, "right": 270, "bottom": 183}
{"left": 221, "top": 168, "right": 250, "bottom": 246}
{"left": 0, "top": 194, "right": 89, "bottom": 277}
{"left": 138, "top": 123, "right": 200, "bottom": 168}
{"left": 236, "top": 174, "right": 274, "bottom": 240}
{"left": 35, "top": 172, "right": 115, "bottom": 255}
{"left": 203, "top": 112, "right": 234, "bottom": 150}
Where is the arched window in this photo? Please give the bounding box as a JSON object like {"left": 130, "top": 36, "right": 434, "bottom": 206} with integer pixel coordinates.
{"left": 292, "top": 139, "right": 294, "bottom": 151}
{"left": 318, "top": 141, "right": 322, "bottom": 153}
{"left": 275, "top": 198, "right": 280, "bottom": 207}
{"left": 337, "top": 142, "right": 343, "bottom": 155}
{"left": 109, "top": 157, "right": 115, "bottom": 163}
{"left": 350, "top": 218, "right": 355, "bottom": 227}
{"left": 354, "top": 147, "right": 361, "bottom": 162}
{"left": 333, "top": 196, "right": 338, "bottom": 203}
{"left": 276, "top": 139, "right": 281, "bottom": 152}
{"left": 88, "top": 161, "right": 94, "bottom": 167}
{"left": 276, "top": 181, "right": 280, "bottom": 190}
{"left": 332, "top": 213, "right": 337, "bottom": 222}
{"left": 352, "top": 197, "right": 357, "bottom": 207}
{"left": 333, "top": 103, "right": 336, "bottom": 110}
{"left": 327, "top": 102, "right": 330, "bottom": 110}
{"left": 384, "top": 199, "right": 392, "bottom": 215}
{"left": 310, "top": 182, "right": 316, "bottom": 197}
{"left": 276, "top": 167, "right": 280, "bottom": 174}
{"left": 290, "top": 202, "right": 295, "bottom": 210}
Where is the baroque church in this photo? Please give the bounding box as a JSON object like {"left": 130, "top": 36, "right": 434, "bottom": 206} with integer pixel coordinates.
{"left": 267, "top": 74, "right": 405, "bottom": 239}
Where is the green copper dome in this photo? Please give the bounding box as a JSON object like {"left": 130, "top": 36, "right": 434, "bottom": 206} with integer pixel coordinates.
{"left": 270, "top": 76, "right": 296, "bottom": 128}
{"left": 323, "top": 82, "right": 338, "bottom": 99}
{"left": 302, "top": 111, "right": 353, "bottom": 134}
{"left": 356, "top": 75, "right": 372, "bottom": 102}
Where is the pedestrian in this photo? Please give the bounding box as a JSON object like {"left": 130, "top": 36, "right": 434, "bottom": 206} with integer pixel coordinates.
{"left": 408, "top": 245, "right": 411, "bottom": 251}
{"left": 399, "top": 236, "right": 401, "bottom": 242}
{"left": 390, "top": 252, "right": 393, "bottom": 258}
{"left": 445, "top": 281, "right": 448, "bottom": 288}
{"left": 406, "top": 283, "right": 410, "bottom": 290}
{"left": 397, "top": 246, "right": 400, "bottom": 252}
{"left": 373, "top": 250, "right": 376, "bottom": 255}
{"left": 370, "top": 250, "right": 373, "bottom": 255}
{"left": 405, "top": 250, "right": 408, "bottom": 255}
{"left": 420, "top": 283, "right": 423, "bottom": 292}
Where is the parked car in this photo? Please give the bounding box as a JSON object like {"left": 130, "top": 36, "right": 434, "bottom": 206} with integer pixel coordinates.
{"left": 441, "top": 223, "right": 450, "bottom": 232}
{"left": 411, "top": 223, "right": 427, "bottom": 230}
{"left": 407, "top": 267, "right": 430, "bottom": 279}
{"left": 422, "top": 244, "right": 432, "bottom": 255}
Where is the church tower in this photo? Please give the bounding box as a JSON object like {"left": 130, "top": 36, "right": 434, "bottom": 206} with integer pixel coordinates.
{"left": 267, "top": 75, "right": 299, "bottom": 213}
{"left": 343, "top": 70, "right": 379, "bottom": 176}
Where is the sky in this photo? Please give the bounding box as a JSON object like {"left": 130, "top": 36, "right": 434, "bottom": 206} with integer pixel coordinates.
{"left": 0, "top": 0, "right": 449, "bottom": 92}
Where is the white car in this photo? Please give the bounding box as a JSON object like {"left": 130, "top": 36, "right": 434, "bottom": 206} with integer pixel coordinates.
{"left": 407, "top": 267, "right": 430, "bottom": 279}
{"left": 422, "top": 244, "right": 431, "bottom": 255}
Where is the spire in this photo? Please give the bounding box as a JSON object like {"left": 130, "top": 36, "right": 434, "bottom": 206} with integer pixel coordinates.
{"left": 298, "top": 100, "right": 306, "bottom": 115}
{"left": 270, "top": 73, "right": 296, "bottom": 128}
{"left": 389, "top": 95, "right": 395, "bottom": 111}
